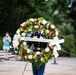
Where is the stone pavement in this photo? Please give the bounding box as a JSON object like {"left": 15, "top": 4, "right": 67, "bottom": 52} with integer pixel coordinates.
{"left": 0, "top": 57, "right": 76, "bottom": 75}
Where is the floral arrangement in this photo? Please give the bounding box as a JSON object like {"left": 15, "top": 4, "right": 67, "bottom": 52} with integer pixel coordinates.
{"left": 15, "top": 17, "right": 59, "bottom": 66}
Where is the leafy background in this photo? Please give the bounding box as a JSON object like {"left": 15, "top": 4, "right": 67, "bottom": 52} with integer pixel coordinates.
{"left": 0, "top": 0, "right": 76, "bottom": 56}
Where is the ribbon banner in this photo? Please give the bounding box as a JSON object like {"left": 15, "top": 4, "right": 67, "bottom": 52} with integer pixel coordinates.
{"left": 20, "top": 37, "right": 64, "bottom": 58}
{"left": 20, "top": 37, "right": 54, "bottom": 42}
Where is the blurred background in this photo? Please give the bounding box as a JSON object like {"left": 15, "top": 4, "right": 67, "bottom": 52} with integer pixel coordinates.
{"left": 0, "top": 0, "right": 76, "bottom": 57}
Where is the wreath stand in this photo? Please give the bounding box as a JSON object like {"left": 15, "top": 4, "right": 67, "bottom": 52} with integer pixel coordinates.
{"left": 22, "top": 62, "right": 28, "bottom": 75}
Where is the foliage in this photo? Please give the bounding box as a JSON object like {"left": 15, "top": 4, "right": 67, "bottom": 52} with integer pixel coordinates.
{"left": 59, "top": 23, "right": 76, "bottom": 57}
{"left": 0, "top": 36, "right": 3, "bottom": 50}
{"left": 0, "top": 0, "right": 76, "bottom": 56}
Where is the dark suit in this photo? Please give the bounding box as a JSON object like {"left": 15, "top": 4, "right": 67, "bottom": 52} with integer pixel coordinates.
{"left": 31, "top": 32, "right": 47, "bottom": 51}
{"left": 31, "top": 31, "right": 47, "bottom": 75}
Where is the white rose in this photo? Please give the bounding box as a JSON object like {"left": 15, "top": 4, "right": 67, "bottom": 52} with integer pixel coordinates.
{"left": 28, "top": 29, "right": 32, "bottom": 31}
{"left": 36, "top": 51, "right": 40, "bottom": 55}
{"left": 28, "top": 55, "right": 32, "bottom": 59}
{"left": 41, "top": 58, "right": 43, "bottom": 61}
{"left": 45, "top": 47, "right": 50, "bottom": 52}
{"left": 25, "top": 56, "right": 27, "bottom": 59}
{"left": 55, "top": 30, "right": 58, "bottom": 36}
{"left": 34, "top": 25, "right": 39, "bottom": 28}
{"left": 21, "top": 33, "right": 26, "bottom": 37}
{"left": 21, "top": 22, "right": 26, "bottom": 26}
{"left": 42, "top": 20, "right": 47, "bottom": 24}
{"left": 51, "top": 25, "right": 55, "bottom": 29}
{"left": 24, "top": 30, "right": 26, "bottom": 32}
{"left": 30, "top": 18, "right": 34, "bottom": 22}
{"left": 47, "top": 23, "right": 50, "bottom": 26}
{"left": 46, "top": 30, "right": 49, "bottom": 34}
{"left": 16, "top": 29, "right": 20, "bottom": 34}
{"left": 27, "top": 49, "right": 31, "bottom": 53}
{"left": 23, "top": 42, "right": 26, "bottom": 46}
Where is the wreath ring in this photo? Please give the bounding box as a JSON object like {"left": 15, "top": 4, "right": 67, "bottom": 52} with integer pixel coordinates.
{"left": 15, "top": 17, "right": 58, "bottom": 65}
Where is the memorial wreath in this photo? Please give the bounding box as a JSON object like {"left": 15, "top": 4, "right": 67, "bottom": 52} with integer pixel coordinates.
{"left": 15, "top": 17, "right": 60, "bottom": 66}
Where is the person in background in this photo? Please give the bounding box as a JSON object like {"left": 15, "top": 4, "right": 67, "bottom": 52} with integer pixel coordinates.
{"left": 12, "top": 34, "right": 19, "bottom": 61}
{"left": 3, "top": 32, "right": 11, "bottom": 60}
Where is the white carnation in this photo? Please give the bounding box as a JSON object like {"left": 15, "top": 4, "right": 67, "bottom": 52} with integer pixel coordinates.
{"left": 27, "top": 49, "right": 31, "bottom": 53}
{"left": 28, "top": 29, "right": 32, "bottom": 31}
{"left": 51, "top": 25, "right": 55, "bottom": 29}
{"left": 30, "top": 18, "right": 34, "bottom": 22}
{"left": 45, "top": 47, "right": 50, "bottom": 52}
{"left": 28, "top": 55, "right": 32, "bottom": 59}
{"left": 21, "top": 22, "right": 26, "bottom": 26}
{"left": 41, "top": 58, "right": 43, "bottom": 61}
{"left": 36, "top": 51, "right": 40, "bottom": 55}
{"left": 16, "top": 29, "right": 20, "bottom": 34}
{"left": 34, "top": 25, "right": 39, "bottom": 28}
{"left": 46, "top": 30, "right": 49, "bottom": 34}
{"left": 42, "top": 20, "right": 47, "bottom": 24}
{"left": 24, "top": 30, "right": 26, "bottom": 32}
{"left": 23, "top": 42, "right": 26, "bottom": 46}
{"left": 55, "top": 30, "right": 58, "bottom": 36}
{"left": 25, "top": 56, "right": 27, "bottom": 59}
{"left": 21, "top": 33, "right": 26, "bottom": 37}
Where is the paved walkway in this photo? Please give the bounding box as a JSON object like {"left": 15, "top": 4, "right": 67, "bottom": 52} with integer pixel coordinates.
{"left": 0, "top": 57, "right": 76, "bottom": 75}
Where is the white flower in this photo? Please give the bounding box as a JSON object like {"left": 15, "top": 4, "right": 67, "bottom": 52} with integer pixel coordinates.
{"left": 41, "top": 58, "right": 44, "bottom": 61}
{"left": 28, "top": 29, "right": 32, "bottom": 31}
{"left": 42, "top": 20, "right": 47, "bottom": 24}
{"left": 51, "top": 25, "right": 55, "bottom": 29}
{"left": 55, "top": 30, "right": 58, "bottom": 36}
{"left": 45, "top": 47, "right": 50, "bottom": 52}
{"left": 41, "top": 30, "right": 43, "bottom": 34}
{"left": 47, "top": 23, "right": 50, "bottom": 26}
{"left": 25, "top": 56, "right": 27, "bottom": 59}
{"left": 23, "top": 42, "right": 26, "bottom": 46}
{"left": 27, "top": 49, "right": 31, "bottom": 53}
{"left": 21, "top": 22, "right": 26, "bottom": 26}
{"left": 21, "top": 33, "right": 26, "bottom": 37}
{"left": 30, "top": 18, "right": 34, "bottom": 22}
{"left": 28, "top": 55, "right": 32, "bottom": 59}
{"left": 46, "top": 30, "right": 49, "bottom": 34}
{"left": 24, "top": 30, "right": 26, "bottom": 32}
{"left": 36, "top": 51, "right": 40, "bottom": 55}
{"left": 34, "top": 25, "right": 39, "bottom": 28}
{"left": 16, "top": 29, "right": 20, "bottom": 34}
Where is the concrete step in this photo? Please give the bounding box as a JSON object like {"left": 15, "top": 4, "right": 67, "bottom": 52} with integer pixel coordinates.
{"left": 0, "top": 53, "right": 12, "bottom": 56}
{"left": 0, "top": 55, "right": 15, "bottom": 59}
{"left": 0, "top": 50, "right": 4, "bottom": 53}
{"left": 0, "top": 50, "right": 15, "bottom": 59}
